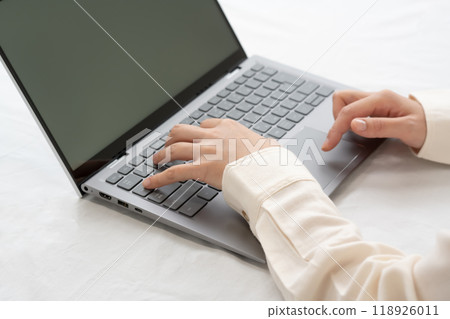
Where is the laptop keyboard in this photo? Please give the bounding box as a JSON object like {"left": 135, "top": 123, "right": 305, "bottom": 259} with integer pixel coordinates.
{"left": 105, "top": 64, "right": 334, "bottom": 217}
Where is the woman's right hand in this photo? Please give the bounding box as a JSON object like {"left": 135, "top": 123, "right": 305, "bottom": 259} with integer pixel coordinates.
{"left": 322, "top": 89, "right": 427, "bottom": 151}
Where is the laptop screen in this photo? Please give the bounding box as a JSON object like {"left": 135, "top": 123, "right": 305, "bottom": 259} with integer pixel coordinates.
{"left": 0, "top": 0, "right": 244, "bottom": 187}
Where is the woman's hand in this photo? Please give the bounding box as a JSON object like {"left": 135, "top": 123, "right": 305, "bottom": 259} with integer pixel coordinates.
{"left": 322, "top": 90, "right": 427, "bottom": 151}
{"left": 143, "top": 118, "right": 277, "bottom": 189}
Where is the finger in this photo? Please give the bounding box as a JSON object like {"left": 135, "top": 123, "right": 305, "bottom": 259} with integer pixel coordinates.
{"left": 166, "top": 124, "right": 210, "bottom": 147}
{"left": 200, "top": 118, "right": 222, "bottom": 128}
{"left": 350, "top": 117, "right": 407, "bottom": 139}
{"left": 332, "top": 90, "right": 371, "bottom": 119}
{"left": 153, "top": 142, "right": 194, "bottom": 165}
{"left": 323, "top": 94, "right": 387, "bottom": 151}
{"left": 143, "top": 162, "right": 204, "bottom": 189}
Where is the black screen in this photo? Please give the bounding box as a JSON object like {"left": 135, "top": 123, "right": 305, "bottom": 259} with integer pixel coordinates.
{"left": 0, "top": 0, "right": 243, "bottom": 179}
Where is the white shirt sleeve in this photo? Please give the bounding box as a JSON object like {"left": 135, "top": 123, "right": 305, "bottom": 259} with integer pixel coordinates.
{"left": 221, "top": 91, "right": 450, "bottom": 300}
{"left": 410, "top": 90, "right": 450, "bottom": 165}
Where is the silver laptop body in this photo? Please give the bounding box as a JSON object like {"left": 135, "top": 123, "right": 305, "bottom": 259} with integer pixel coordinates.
{"left": 0, "top": 1, "right": 382, "bottom": 263}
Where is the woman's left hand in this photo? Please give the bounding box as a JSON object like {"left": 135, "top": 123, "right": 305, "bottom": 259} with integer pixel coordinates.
{"left": 143, "top": 118, "right": 277, "bottom": 190}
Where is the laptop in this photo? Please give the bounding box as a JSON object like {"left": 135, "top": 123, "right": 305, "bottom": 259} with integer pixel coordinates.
{"left": 0, "top": 1, "right": 382, "bottom": 263}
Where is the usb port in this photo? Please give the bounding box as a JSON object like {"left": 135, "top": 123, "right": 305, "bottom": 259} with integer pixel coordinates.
{"left": 135, "top": 208, "right": 142, "bottom": 213}
{"left": 99, "top": 192, "right": 111, "bottom": 200}
{"left": 118, "top": 200, "right": 129, "bottom": 208}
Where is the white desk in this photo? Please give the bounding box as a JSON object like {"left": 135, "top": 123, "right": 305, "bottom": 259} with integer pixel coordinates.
{"left": 1, "top": 0, "right": 450, "bottom": 300}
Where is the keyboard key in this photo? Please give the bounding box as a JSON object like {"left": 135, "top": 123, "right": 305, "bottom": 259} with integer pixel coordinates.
{"left": 163, "top": 181, "right": 202, "bottom": 210}
{"left": 263, "top": 81, "right": 279, "bottom": 91}
{"left": 304, "top": 94, "right": 318, "bottom": 104}
{"left": 279, "top": 83, "right": 296, "bottom": 94}
{"left": 262, "top": 113, "right": 281, "bottom": 125}
{"left": 311, "top": 96, "right": 325, "bottom": 107}
{"left": 217, "top": 89, "right": 230, "bottom": 98}
{"left": 297, "top": 81, "right": 319, "bottom": 95}
{"left": 133, "top": 165, "right": 153, "bottom": 178}
{"left": 159, "top": 132, "right": 170, "bottom": 142}
{"left": 189, "top": 110, "right": 203, "bottom": 120}
{"left": 271, "top": 91, "right": 287, "bottom": 101}
{"left": 199, "top": 103, "right": 213, "bottom": 112}
{"left": 226, "top": 83, "right": 239, "bottom": 91}
{"left": 106, "top": 173, "right": 123, "bottom": 185}
{"left": 118, "top": 164, "right": 134, "bottom": 175}
{"left": 262, "top": 99, "right": 278, "bottom": 108}
{"left": 117, "top": 174, "right": 142, "bottom": 191}
{"left": 208, "top": 96, "right": 221, "bottom": 105}
{"left": 272, "top": 106, "right": 289, "bottom": 118}
{"left": 145, "top": 157, "right": 156, "bottom": 167}
{"left": 239, "top": 119, "right": 252, "bottom": 128}
{"left": 150, "top": 139, "right": 165, "bottom": 150}
{"left": 234, "top": 76, "right": 247, "bottom": 85}
{"left": 286, "top": 111, "right": 304, "bottom": 123}
{"left": 207, "top": 108, "right": 226, "bottom": 118}
{"left": 198, "top": 114, "right": 213, "bottom": 123}
{"left": 289, "top": 92, "right": 307, "bottom": 103}
{"left": 129, "top": 156, "right": 144, "bottom": 166}
{"left": 243, "top": 113, "right": 260, "bottom": 124}
{"left": 262, "top": 67, "right": 277, "bottom": 76}
{"left": 208, "top": 185, "right": 222, "bottom": 192}
{"left": 277, "top": 119, "right": 296, "bottom": 131}
{"left": 179, "top": 196, "right": 208, "bottom": 217}
{"left": 165, "top": 160, "right": 185, "bottom": 168}
{"left": 272, "top": 72, "right": 298, "bottom": 85}
{"left": 253, "top": 121, "right": 271, "bottom": 133}
{"left": 227, "top": 93, "right": 244, "bottom": 104}
{"left": 132, "top": 183, "right": 152, "bottom": 197}
{"left": 180, "top": 117, "right": 194, "bottom": 125}
{"left": 147, "top": 182, "right": 182, "bottom": 204}
{"left": 245, "top": 79, "right": 261, "bottom": 89}
{"left": 296, "top": 103, "right": 314, "bottom": 115}
{"left": 197, "top": 187, "right": 218, "bottom": 201}
{"left": 254, "top": 88, "right": 271, "bottom": 98}
{"left": 243, "top": 70, "right": 255, "bottom": 78}
{"left": 280, "top": 100, "right": 298, "bottom": 110}
{"left": 316, "top": 86, "right": 334, "bottom": 97}
{"left": 251, "top": 64, "right": 264, "bottom": 72}
{"left": 140, "top": 148, "right": 155, "bottom": 158}
{"left": 252, "top": 105, "right": 270, "bottom": 116}
{"left": 227, "top": 109, "right": 245, "bottom": 120}
{"left": 236, "top": 101, "right": 254, "bottom": 112}
{"left": 236, "top": 86, "right": 253, "bottom": 96}
{"left": 246, "top": 95, "right": 262, "bottom": 105}
{"left": 254, "top": 73, "right": 270, "bottom": 82}
{"left": 268, "top": 127, "right": 287, "bottom": 139}
{"left": 217, "top": 100, "right": 235, "bottom": 111}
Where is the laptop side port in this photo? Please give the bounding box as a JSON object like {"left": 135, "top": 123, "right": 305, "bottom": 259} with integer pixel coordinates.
{"left": 99, "top": 192, "right": 111, "bottom": 200}
{"left": 135, "top": 207, "right": 142, "bottom": 213}
{"left": 118, "top": 200, "right": 129, "bottom": 208}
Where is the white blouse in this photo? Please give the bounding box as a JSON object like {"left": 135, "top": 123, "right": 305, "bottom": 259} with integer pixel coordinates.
{"left": 222, "top": 90, "right": 450, "bottom": 300}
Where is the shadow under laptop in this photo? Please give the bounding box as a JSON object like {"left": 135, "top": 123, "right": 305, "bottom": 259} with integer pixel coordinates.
{"left": 84, "top": 194, "right": 268, "bottom": 269}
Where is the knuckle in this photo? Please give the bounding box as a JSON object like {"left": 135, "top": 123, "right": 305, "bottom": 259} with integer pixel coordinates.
{"left": 379, "top": 89, "right": 394, "bottom": 99}
{"left": 169, "top": 124, "right": 182, "bottom": 135}
{"left": 163, "top": 167, "right": 177, "bottom": 182}
{"left": 340, "top": 106, "right": 352, "bottom": 117}
{"left": 372, "top": 119, "right": 384, "bottom": 132}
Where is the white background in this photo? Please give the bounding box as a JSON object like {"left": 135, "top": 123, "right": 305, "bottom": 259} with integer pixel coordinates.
{"left": 1, "top": 0, "right": 450, "bottom": 300}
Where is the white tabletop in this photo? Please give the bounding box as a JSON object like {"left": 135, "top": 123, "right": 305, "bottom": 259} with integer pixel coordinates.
{"left": 1, "top": 0, "right": 450, "bottom": 300}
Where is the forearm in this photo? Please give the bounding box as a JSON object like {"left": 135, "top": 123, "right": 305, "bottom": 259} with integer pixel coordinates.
{"left": 223, "top": 147, "right": 448, "bottom": 300}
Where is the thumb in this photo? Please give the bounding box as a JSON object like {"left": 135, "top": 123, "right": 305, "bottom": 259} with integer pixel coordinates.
{"left": 350, "top": 117, "right": 406, "bottom": 139}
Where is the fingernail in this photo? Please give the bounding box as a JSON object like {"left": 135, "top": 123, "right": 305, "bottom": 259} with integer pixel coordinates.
{"left": 354, "top": 119, "right": 367, "bottom": 131}
{"left": 142, "top": 178, "right": 151, "bottom": 189}
{"left": 321, "top": 138, "right": 330, "bottom": 151}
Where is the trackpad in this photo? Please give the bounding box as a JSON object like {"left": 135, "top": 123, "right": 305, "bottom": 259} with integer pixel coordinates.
{"left": 285, "top": 127, "right": 365, "bottom": 189}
